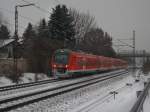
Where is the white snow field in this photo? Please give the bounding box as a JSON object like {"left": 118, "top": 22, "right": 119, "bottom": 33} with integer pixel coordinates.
{"left": 68, "top": 70, "right": 147, "bottom": 112}
{"left": 0, "top": 73, "right": 49, "bottom": 87}
{"left": 8, "top": 70, "right": 150, "bottom": 112}
{"left": 0, "top": 76, "right": 14, "bottom": 87}
{"left": 1, "top": 70, "right": 148, "bottom": 112}
{"left": 19, "top": 73, "right": 50, "bottom": 83}
{"left": 143, "top": 90, "right": 150, "bottom": 112}
{"left": 143, "top": 72, "right": 150, "bottom": 112}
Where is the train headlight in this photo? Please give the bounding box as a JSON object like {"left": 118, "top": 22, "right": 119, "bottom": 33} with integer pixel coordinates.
{"left": 65, "top": 65, "right": 68, "bottom": 68}
{"left": 53, "top": 64, "right": 56, "bottom": 68}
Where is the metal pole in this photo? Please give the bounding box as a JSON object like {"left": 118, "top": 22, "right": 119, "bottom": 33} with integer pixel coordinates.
{"left": 13, "top": 4, "right": 34, "bottom": 81}
{"left": 133, "top": 30, "right": 136, "bottom": 70}
{"left": 143, "top": 50, "right": 146, "bottom": 65}
{"left": 13, "top": 6, "right": 19, "bottom": 81}
{"left": 15, "top": 6, "right": 18, "bottom": 40}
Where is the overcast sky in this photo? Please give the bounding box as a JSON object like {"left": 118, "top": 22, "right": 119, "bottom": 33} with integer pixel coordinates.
{"left": 0, "top": 0, "right": 150, "bottom": 52}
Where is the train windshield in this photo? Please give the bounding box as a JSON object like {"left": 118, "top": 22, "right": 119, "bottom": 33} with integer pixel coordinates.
{"left": 54, "top": 52, "right": 69, "bottom": 64}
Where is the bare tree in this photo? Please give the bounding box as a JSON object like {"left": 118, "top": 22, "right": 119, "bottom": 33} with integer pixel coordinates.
{"left": 78, "top": 28, "right": 116, "bottom": 57}
{"left": 69, "top": 8, "right": 97, "bottom": 47}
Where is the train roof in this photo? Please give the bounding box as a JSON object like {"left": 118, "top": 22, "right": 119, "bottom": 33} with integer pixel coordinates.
{"left": 54, "top": 49, "right": 127, "bottom": 62}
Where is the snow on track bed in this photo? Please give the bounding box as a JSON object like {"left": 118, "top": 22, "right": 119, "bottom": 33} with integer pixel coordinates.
{"left": 143, "top": 88, "right": 150, "bottom": 112}
{"left": 71, "top": 78, "right": 143, "bottom": 112}
{"left": 0, "top": 70, "right": 123, "bottom": 98}
{"left": 55, "top": 71, "right": 147, "bottom": 112}
{"left": 5, "top": 70, "right": 129, "bottom": 112}
{"left": 0, "top": 70, "right": 127, "bottom": 111}
{"left": 0, "top": 79, "right": 61, "bottom": 97}
{"left": 0, "top": 78, "right": 56, "bottom": 91}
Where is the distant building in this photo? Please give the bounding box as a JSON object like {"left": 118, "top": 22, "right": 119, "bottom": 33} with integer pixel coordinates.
{"left": 0, "top": 39, "right": 15, "bottom": 58}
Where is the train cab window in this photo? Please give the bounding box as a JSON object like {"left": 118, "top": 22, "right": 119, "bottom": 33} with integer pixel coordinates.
{"left": 54, "top": 53, "right": 69, "bottom": 64}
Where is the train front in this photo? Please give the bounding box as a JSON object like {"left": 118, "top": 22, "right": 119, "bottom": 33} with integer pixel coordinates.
{"left": 51, "top": 49, "right": 70, "bottom": 78}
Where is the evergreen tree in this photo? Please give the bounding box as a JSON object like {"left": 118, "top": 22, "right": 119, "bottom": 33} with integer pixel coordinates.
{"left": 142, "top": 59, "right": 150, "bottom": 74}
{"left": 48, "top": 4, "right": 75, "bottom": 48}
{"left": 23, "top": 23, "right": 36, "bottom": 41}
{"left": 0, "top": 24, "right": 10, "bottom": 39}
{"left": 34, "top": 19, "right": 50, "bottom": 73}
{"left": 36, "top": 19, "right": 64, "bottom": 73}
{"left": 22, "top": 23, "right": 36, "bottom": 58}
{"left": 22, "top": 21, "right": 63, "bottom": 74}
{"left": 37, "top": 19, "right": 50, "bottom": 39}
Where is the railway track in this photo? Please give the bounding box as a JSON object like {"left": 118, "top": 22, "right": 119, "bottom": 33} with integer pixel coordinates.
{"left": 0, "top": 70, "right": 126, "bottom": 97}
{"left": 0, "top": 71, "right": 121, "bottom": 97}
{"left": 0, "top": 70, "right": 129, "bottom": 111}
{"left": 72, "top": 81, "right": 129, "bottom": 112}
{"left": 0, "top": 78, "right": 64, "bottom": 98}
{"left": 0, "top": 78, "right": 58, "bottom": 92}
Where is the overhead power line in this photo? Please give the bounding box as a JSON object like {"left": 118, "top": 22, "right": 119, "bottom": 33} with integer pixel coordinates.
{"left": 0, "top": 7, "right": 34, "bottom": 31}
{"left": 117, "top": 39, "right": 133, "bottom": 48}
{"left": 0, "top": 7, "right": 36, "bottom": 23}
{"left": 21, "top": 0, "right": 50, "bottom": 14}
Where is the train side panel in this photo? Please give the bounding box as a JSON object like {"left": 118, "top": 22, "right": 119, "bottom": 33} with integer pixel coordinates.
{"left": 68, "top": 52, "right": 100, "bottom": 75}
{"left": 51, "top": 49, "right": 128, "bottom": 78}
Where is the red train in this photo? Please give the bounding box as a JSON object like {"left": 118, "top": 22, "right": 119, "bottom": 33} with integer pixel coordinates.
{"left": 51, "top": 49, "right": 128, "bottom": 78}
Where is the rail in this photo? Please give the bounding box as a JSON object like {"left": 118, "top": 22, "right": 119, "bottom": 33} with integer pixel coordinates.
{"left": 0, "top": 70, "right": 128, "bottom": 111}
{"left": 130, "top": 78, "right": 150, "bottom": 112}
{"left": 0, "top": 79, "right": 59, "bottom": 92}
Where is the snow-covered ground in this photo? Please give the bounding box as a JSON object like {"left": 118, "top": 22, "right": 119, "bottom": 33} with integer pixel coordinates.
{"left": 19, "top": 73, "right": 50, "bottom": 83}
{"left": 70, "top": 71, "right": 150, "bottom": 112}
{"left": 72, "top": 77, "right": 143, "bottom": 112}
{"left": 1, "top": 70, "right": 150, "bottom": 112}
{"left": 10, "top": 70, "right": 150, "bottom": 112}
{"left": 66, "top": 71, "right": 148, "bottom": 112}
{"left": 0, "top": 73, "right": 50, "bottom": 87}
{"left": 0, "top": 76, "right": 14, "bottom": 86}
{"left": 143, "top": 90, "right": 150, "bottom": 112}
{"left": 143, "top": 72, "right": 150, "bottom": 112}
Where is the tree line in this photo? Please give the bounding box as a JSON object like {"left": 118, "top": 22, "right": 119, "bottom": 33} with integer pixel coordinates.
{"left": 142, "top": 59, "right": 150, "bottom": 74}
{"left": 0, "top": 4, "right": 116, "bottom": 74}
